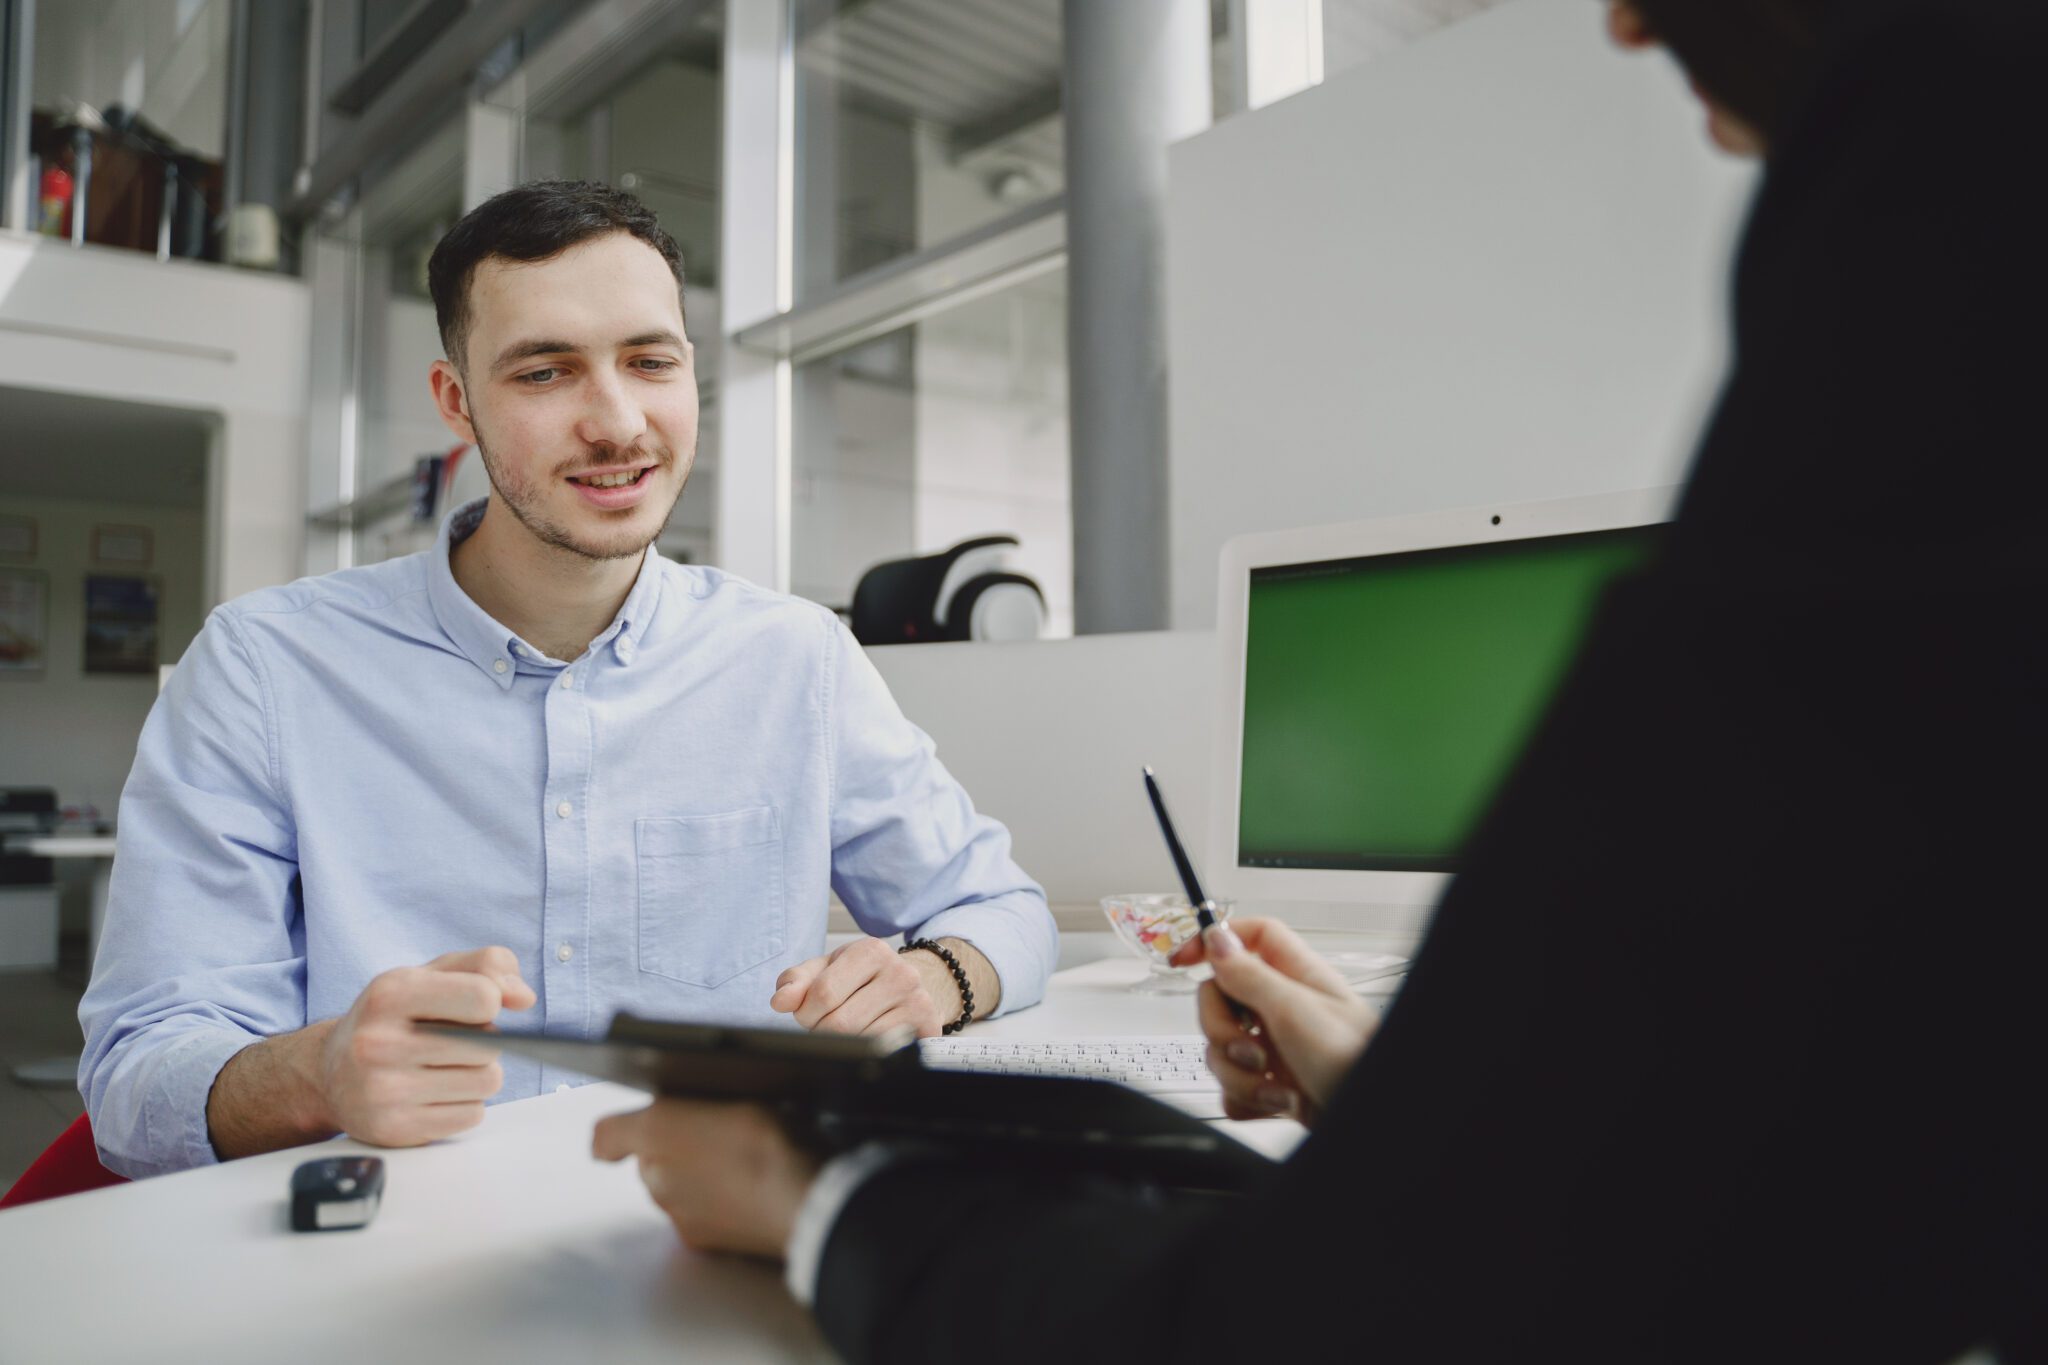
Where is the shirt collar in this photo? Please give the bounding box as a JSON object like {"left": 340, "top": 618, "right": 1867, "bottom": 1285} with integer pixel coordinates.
{"left": 425, "top": 498, "right": 666, "bottom": 689}
{"left": 607, "top": 534, "right": 666, "bottom": 666}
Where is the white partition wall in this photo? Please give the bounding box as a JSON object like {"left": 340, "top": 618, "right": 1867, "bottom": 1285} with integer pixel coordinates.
{"left": 867, "top": 631, "right": 1216, "bottom": 906}
{"left": 1166, "top": 0, "right": 1758, "bottom": 628}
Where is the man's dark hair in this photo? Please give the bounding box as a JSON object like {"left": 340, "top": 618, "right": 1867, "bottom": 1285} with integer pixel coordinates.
{"left": 427, "top": 179, "right": 684, "bottom": 370}
{"left": 1630, "top": 0, "right": 1835, "bottom": 143}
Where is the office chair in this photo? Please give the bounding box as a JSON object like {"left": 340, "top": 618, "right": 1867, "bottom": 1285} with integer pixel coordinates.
{"left": 0, "top": 1113, "right": 126, "bottom": 1208}
{"left": 0, "top": 787, "right": 57, "bottom": 886}
{"left": 849, "top": 535, "right": 1046, "bottom": 646}
{"left": 1, "top": 788, "right": 59, "bottom": 973}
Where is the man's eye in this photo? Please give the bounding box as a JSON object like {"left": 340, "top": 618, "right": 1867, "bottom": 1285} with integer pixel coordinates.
{"left": 634, "top": 358, "right": 676, "bottom": 373}
{"left": 518, "top": 368, "right": 560, "bottom": 385}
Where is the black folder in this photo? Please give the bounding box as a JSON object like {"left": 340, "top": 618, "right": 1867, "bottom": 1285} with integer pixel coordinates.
{"left": 429, "top": 1013, "right": 1275, "bottom": 1193}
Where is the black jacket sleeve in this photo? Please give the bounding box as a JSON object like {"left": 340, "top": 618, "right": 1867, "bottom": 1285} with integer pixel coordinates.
{"left": 814, "top": 4, "right": 2048, "bottom": 1361}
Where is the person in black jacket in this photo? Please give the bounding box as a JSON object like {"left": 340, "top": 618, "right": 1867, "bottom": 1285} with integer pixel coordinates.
{"left": 593, "top": 1, "right": 2048, "bottom": 1359}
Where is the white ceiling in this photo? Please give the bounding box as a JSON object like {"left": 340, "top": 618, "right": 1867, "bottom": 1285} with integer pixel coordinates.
{"left": 792, "top": 0, "right": 1502, "bottom": 172}
{"left": 0, "top": 385, "right": 214, "bottom": 509}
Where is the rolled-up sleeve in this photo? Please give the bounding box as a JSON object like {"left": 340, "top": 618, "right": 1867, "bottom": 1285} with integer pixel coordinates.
{"left": 823, "top": 620, "right": 1056, "bottom": 1016}
{"left": 78, "top": 609, "right": 310, "bottom": 1179}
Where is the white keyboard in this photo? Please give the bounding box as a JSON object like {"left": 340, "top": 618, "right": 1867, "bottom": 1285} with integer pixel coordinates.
{"left": 919, "top": 1036, "right": 1224, "bottom": 1118}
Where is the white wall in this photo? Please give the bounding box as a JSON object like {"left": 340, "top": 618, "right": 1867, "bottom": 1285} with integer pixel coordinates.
{"left": 0, "top": 495, "right": 205, "bottom": 815}
{"left": 0, "top": 236, "right": 311, "bottom": 609}
{"left": 867, "top": 630, "right": 1215, "bottom": 906}
{"left": 0, "top": 233, "right": 311, "bottom": 604}
{"left": 1166, "top": 0, "right": 1757, "bottom": 627}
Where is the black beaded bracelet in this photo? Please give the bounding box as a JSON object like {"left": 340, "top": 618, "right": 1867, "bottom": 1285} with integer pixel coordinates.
{"left": 900, "top": 938, "right": 975, "bottom": 1035}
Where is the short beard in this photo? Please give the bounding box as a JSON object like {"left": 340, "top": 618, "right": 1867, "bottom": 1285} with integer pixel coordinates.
{"left": 469, "top": 420, "right": 689, "bottom": 564}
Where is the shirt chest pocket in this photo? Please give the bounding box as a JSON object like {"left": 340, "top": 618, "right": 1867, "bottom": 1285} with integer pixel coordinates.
{"left": 635, "top": 808, "right": 786, "bottom": 989}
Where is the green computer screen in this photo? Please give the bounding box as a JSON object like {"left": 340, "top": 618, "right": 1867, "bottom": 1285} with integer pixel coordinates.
{"left": 1238, "top": 526, "right": 1660, "bottom": 872}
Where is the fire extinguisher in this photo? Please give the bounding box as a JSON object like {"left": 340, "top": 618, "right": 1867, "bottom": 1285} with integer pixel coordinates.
{"left": 38, "top": 163, "right": 71, "bottom": 237}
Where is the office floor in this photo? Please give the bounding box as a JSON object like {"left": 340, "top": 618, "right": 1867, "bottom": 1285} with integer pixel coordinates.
{"left": 0, "top": 934, "right": 88, "bottom": 1193}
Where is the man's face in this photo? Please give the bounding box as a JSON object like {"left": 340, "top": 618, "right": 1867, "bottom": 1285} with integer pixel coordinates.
{"left": 437, "top": 232, "right": 698, "bottom": 562}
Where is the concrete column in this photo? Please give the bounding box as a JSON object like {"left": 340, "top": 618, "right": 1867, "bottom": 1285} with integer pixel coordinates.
{"left": 1062, "top": 0, "right": 1211, "bottom": 634}
{"left": 234, "top": 0, "right": 305, "bottom": 204}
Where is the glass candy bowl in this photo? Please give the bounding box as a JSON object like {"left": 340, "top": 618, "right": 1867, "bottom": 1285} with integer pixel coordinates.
{"left": 1099, "top": 894, "right": 1236, "bottom": 994}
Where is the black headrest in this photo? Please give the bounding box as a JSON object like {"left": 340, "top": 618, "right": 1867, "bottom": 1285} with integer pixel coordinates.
{"left": 849, "top": 536, "right": 1026, "bottom": 646}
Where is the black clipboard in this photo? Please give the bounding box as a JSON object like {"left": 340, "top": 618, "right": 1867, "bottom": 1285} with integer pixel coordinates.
{"left": 429, "top": 1013, "right": 1275, "bottom": 1193}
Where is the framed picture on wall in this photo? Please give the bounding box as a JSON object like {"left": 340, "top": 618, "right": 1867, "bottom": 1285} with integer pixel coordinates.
{"left": 84, "top": 575, "right": 160, "bottom": 676}
{"left": 0, "top": 568, "right": 47, "bottom": 674}
{"left": 92, "top": 524, "right": 154, "bottom": 567}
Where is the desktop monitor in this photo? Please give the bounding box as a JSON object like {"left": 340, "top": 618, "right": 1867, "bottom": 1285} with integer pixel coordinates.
{"left": 1209, "top": 488, "right": 1677, "bottom": 912}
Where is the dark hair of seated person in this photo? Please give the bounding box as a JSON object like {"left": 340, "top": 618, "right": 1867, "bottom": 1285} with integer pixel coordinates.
{"left": 1630, "top": 0, "right": 1834, "bottom": 141}
{"left": 425, "top": 179, "right": 685, "bottom": 372}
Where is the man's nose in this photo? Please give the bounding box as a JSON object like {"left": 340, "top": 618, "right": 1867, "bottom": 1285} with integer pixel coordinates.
{"left": 576, "top": 369, "right": 648, "bottom": 452}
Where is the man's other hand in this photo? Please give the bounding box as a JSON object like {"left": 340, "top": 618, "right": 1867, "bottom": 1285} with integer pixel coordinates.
{"left": 593, "top": 1099, "right": 818, "bottom": 1258}
{"left": 769, "top": 937, "right": 949, "bottom": 1038}
{"left": 316, "top": 945, "right": 536, "bottom": 1147}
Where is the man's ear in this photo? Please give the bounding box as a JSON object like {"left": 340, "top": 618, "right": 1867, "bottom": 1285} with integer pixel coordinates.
{"left": 429, "top": 359, "right": 479, "bottom": 445}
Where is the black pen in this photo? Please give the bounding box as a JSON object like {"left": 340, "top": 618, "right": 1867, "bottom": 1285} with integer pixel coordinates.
{"left": 1142, "top": 767, "right": 1258, "bottom": 1032}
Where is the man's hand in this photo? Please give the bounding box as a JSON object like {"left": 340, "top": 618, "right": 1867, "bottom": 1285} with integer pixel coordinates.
{"left": 770, "top": 937, "right": 949, "bottom": 1037}
{"left": 207, "top": 945, "right": 536, "bottom": 1159}
{"left": 314, "top": 945, "right": 537, "bottom": 1146}
{"left": 593, "top": 1099, "right": 819, "bottom": 1258}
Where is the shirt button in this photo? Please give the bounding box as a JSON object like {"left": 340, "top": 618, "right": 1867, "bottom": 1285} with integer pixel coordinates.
{"left": 555, "top": 801, "right": 572, "bottom": 819}
{"left": 555, "top": 1083, "right": 571, "bottom": 1094}
{"left": 556, "top": 942, "right": 574, "bottom": 963}
{"left": 492, "top": 659, "right": 507, "bottom": 674}
{"left": 559, "top": 673, "right": 573, "bottom": 690}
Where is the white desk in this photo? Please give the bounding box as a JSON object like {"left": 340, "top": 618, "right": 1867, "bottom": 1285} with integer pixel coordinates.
{"left": 0, "top": 952, "right": 1324, "bottom": 1365}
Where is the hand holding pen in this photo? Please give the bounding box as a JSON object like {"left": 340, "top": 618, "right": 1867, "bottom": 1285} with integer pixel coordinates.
{"left": 1144, "top": 767, "right": 1377, "bottom": 1125}
{"left": 1170, "top": 918, "right": 1377, "bottom": 1127}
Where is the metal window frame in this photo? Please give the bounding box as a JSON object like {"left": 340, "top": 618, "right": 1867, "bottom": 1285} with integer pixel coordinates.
{"left": 732, "top": 195, "right": 1065, "bottom": 368}
{"left": 492, "top": 0, "right": 716, "bottom": 130}
{"left": 715, "top": 0, "right": 796, "bottom": 590}
{"left": 714, "top": 0, "right": 1096, "bottom": 592}
{"left": 1, "top": 0, "right": 33, "bottom": 233}
{"left": 282, "top": 0, "right": 562, "bottom": 222}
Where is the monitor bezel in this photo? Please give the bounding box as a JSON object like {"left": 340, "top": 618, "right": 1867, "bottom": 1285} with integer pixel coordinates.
{"left": 1210, "top": 487, "right": 1681, "bottom": 910}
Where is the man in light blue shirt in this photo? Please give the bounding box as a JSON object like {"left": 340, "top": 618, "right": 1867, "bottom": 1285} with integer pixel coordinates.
{"left": 79, "top": 181, "right": 1055, "bottom": 1180}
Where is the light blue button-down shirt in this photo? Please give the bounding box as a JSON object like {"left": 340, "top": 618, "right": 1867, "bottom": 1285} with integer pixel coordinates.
{"left": 79, "top": 499, "right": 1054, "bottom": 1179}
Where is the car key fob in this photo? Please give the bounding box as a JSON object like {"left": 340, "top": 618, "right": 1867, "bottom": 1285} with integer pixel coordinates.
{"left": 289, "top": 1156, "right": 385, "bottom": 1232}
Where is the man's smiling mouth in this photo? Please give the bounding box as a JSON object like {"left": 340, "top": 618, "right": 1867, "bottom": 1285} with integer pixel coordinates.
{"left": 569, "top": 466, "right": 654, "bottom": 489}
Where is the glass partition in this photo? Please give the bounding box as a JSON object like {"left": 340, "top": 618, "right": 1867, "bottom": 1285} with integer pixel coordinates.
{"left": 791, "top": 0, "right": 1064, "bottom": 300}
{"left": 348, "top": 110, "right": 466, "bottom": 564}
{"left": 790, "top": 269, "right": 1071, "bottom": 637}
{"left": 1319, "top": 0, "right": 1504, "bottom": 81}
{"left": 527, "top": 25, "right": 724, "bottom": 567}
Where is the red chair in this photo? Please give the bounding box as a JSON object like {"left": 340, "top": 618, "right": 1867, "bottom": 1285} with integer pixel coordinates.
{"left": 0, "top": 1113, "right": 127, "bottom": 1209}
